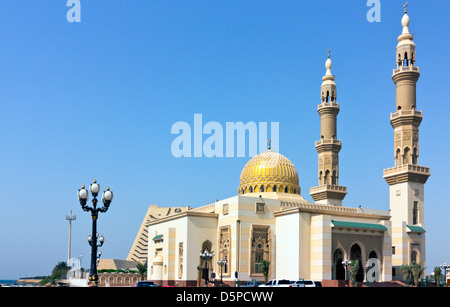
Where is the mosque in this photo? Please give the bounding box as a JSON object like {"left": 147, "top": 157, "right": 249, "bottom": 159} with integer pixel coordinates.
{"left": 127, "top": 6, "right": 430, "bottom": 286}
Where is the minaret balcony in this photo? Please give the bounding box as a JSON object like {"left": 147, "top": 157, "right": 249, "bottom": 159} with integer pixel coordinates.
{"left": 315, "top": 139, "right": 342, "bottom": 153}
{"left": 310, "top": 184, "right": 347, "bottom": 203}
{"left": 310, "top": 184, "right": 347, "bottom": 194}
{"left": 318, "top": 102, "right": 339, "bottom": 110}
{"left": 315, "top": 138, "right": 341, "bottom": 147}
{"left": 390, "top": 109, "right": 423, "bottom": 128}
{"left": 390, "top": 109, "right": 422, "bottom": 120}
{"left": 393, "top": 65, "right": 419, "bottom": 75}
{"left": 383, "top": 164, "right": 430, "bottom": 185}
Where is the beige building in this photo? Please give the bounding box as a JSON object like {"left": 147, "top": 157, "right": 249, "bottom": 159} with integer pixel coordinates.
{"left": 127, "top": 7, "right": 428, "bottom": 286}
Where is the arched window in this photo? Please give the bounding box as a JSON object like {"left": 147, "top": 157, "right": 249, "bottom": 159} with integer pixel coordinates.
{"left": 403, "top": 147, "right": 410, "bottom": 165}
{"left": 324, "top": 170, "right": 330, "bottom": 185}
{"left": 272, "top": 185, "right": 277, "bottom": 192}
{"left": 396, "top": 148, "right": 401, "bottom": 166}
{"left": 284, "top": 186, "right": 288, "bottom": 193}
{"left": 260, "top": 185, "right": 264, "bottom": 192}
{"left": 412, "top": 148, "right": 418, "bottom": 165}
{"left": 332, "top": 170, "right": 337, "bottom": 185}
{"left": 249, "top": 186, "right": 253, "bottom": 193}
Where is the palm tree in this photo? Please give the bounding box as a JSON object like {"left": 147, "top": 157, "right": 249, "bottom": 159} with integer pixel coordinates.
{"left": 434, "top": 266, "right": 442, "bottom": 286}
{"left": 411, "top": 263, "right": 425, "bottom": 287}
{"left": 261, "top": 260, "right": 270, "bottom": 283}
{"left": 136, "top": 261, "right": 148, "bottom": 281}
{"left": 348, "top": 260, "right": 360, "bottom": 287}
{"left": 399, "top": 264, "right": 412, "bottom": 286}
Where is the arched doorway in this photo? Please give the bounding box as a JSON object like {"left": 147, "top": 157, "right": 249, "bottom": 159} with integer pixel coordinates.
{"left": 199, "top": 240, "right": 213, "bottom": 285}
{"left": 350, "top": 244, "right": 364, "bottom": 282}
{"left": 333, "top": 249, "right": 345, "bottom": 280}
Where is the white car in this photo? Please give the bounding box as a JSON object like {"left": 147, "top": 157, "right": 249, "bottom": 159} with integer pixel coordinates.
{"left": 259, "top": 279, "right": 293, "bottom": 287}
{"left": 292, "top": 279, "right": 319, "bottom": 287}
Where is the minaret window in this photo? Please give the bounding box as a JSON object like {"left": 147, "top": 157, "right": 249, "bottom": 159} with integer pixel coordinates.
{"left": 403, "top": 147, "right": 410, "bottom": 164}
{"left": 413, "top": 201, "right": 418, "bottom": 224}
{"left": 324, "top": 170, "right": 330, "bottom": 185}
{"left": 396, "top": 148, "right": 401, "bottom": 166}
{"left": 412, "top": 148, "right": 418, "bottom": 165}
{"left": 332, "top": 170, "right": 337, "bottom": 185}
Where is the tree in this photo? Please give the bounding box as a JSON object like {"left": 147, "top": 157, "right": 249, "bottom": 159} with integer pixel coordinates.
{"left": 411, "top": 263, "right": 425, "bottom": 287}
{"left": 434, "top": 266, "right": 442, "bottom": 286}
{"left": 136, "top": 261, "right": 148, "bottom": 281}
{"left": 399, "top": 264, "right": 412, "bottom": 286}
{"left": 261, "top": 260, "right": 270, "bottom": 283}
{"left": 348, "top": 260, "right": 360, "bottom": 287}
{"left": 40, "top": 261, "right": 71, "bottom": 285}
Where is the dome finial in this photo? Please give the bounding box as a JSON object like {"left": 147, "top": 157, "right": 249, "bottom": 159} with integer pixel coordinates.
{"left": 403, "top": 2, "right": 408, "bottom": 14}
{"left": 325, "top": 49, "right": 333, "bottom": 76}
{"left": 268, "top": 138, "right": 271, "bottom": 150}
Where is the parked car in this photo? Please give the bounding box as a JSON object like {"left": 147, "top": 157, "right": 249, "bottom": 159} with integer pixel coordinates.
{"left": 292, "top": 279, "right": 319, "bottom": 287}
{"left": 259, "top": 279, "right": 293, "bottom": 287}
{"left": 135, "top": 281, "right": 160, "bottom": 287}
{"left": 241, "top": 280, "right": 264, "bottom": 287}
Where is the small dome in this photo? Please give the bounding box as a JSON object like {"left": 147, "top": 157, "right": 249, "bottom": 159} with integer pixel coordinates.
{"left": 238, "top": 150, "right": 301, "bottom": 195}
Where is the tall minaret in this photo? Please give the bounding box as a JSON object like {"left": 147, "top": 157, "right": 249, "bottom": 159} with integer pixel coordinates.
{"left": 310, "top": 51, "right": 347, "bottom": 206}
{"left": 383, "top": 4, "right": 430, "bottom": 277}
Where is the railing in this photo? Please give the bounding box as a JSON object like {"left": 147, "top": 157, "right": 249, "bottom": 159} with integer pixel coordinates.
{"left": 315, "top": 139, "right": 342, "bottom": 146}
{"left": 281, "top": 201, "right": 357, "bottom": 214}
{"left": 390, "top": 109, "right": 422, "bottom": 119}
{"left": 318, "top": 102, "right": 339, "bottom": 109}
{"left": 383, "top": 164, "right": 430, "bottom": 176}
{"left": 189, "top": 203, "right": 216, "bottom": 213}
{"left": 393, "top": 66, "right": 419, "bottom": 74}
{"left": 310, "top": 185, "right": 347, "bottom": 193}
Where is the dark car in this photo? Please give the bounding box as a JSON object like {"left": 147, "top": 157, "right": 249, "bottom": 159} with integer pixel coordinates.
{"left": 135, "top": 281, "right": 160, "bottom": 287}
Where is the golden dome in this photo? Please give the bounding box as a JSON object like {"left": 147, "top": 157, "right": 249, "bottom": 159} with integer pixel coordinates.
{"left": 239, "top": 150, "right": 301, "bottom": 195}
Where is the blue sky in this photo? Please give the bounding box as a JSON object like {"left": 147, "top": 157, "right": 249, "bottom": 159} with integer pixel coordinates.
{"left": 0, "top": 0, "right": 448, "bottom": 279}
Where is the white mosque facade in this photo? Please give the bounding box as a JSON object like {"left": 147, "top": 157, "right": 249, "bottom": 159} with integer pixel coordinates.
{"left": 127, "top": 7, "right": 429, "bottom": 286}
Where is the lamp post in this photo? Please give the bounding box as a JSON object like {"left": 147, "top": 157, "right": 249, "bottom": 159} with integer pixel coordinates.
{"left": 342, "top": 259, "right": 350, "bottom": 287}
{"left": 200, "top": 249, "right": 213, "bottom": 286}
{"left": 65, "top": 210, "right": 76, "bottom": 264}
{"left": 217, "top": 259, "right": 227, "bottom": 286}
{"left": 77, "top": 179, "right": 114, "bottom": 286}
{"left": 440, "top": 263, "right": 450, "bottom": 287}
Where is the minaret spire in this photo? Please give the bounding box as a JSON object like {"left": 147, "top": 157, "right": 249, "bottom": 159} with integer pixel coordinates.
{"left": 310, "top": 52, "right": 347, "bottom": 206}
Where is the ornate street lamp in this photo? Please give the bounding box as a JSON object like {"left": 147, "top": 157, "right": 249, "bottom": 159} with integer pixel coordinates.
{"left": 440, "top": 263, "right": 450, "bottom": 287}
{"left": 217, "top": 259, "right": 227, "bottom": 286}
{"left": 200, "top": 249, "right": 213, "bottom": 286}
{"left": 78, "top": 179, "right": 114, "bottom": 286}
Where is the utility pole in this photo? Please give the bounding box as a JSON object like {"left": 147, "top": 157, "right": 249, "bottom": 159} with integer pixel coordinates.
{"left": 66, "top": 210, "right": 76, "bottom": 264}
